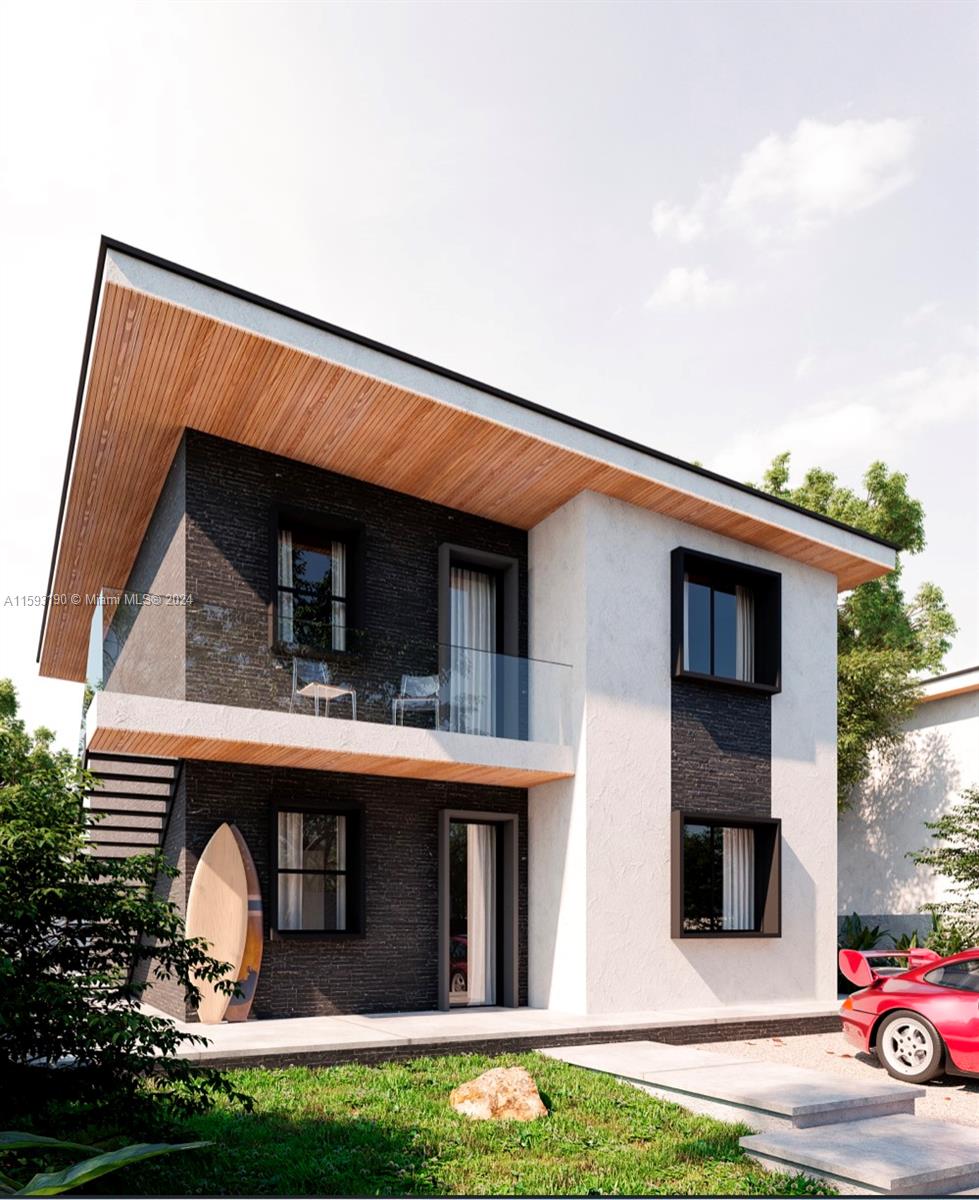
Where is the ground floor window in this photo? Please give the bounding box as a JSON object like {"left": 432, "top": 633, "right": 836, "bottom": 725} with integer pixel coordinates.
{"left": 274, "top": 808, "right": 362, "bottom": 933}
{"left": 672, "top": 812, "right": 780, "bottom": 938}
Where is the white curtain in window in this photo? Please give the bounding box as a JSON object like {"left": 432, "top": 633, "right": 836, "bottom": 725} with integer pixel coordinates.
{"left": 277, "top": 529, "right": 294, "bottom": 643}
{"left": 722, "top": 827, "right": 755, "bottom": 930}
{"left": 449, "top": 567, "right": 497, "bottom": 735}
{"left": 277, "top": 811, "right": 303, "bottom": 929}
{"left": 735, "top": 585, "right": 754, "bottom": 683}
{"left": 331, "top": 541, "right": 347, "bottom": 652}
{"left": 466, "top": 823, "right": 497, "bottom": 1005}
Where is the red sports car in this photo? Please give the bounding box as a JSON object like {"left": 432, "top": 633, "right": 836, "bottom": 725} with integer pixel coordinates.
{"left": 839, "top": 947, "right": 979, "bottom": 1082}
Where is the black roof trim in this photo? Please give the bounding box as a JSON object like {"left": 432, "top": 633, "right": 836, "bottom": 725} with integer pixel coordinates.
{"left": 923, "top": 665, "right": 979, "bottom": 685}
{"left": 37, "top": 235, "right": 899, "bottom": 663}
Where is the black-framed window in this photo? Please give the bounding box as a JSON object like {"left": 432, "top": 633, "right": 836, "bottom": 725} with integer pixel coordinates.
{"left": 276, "top": 524, "right": 350, "bottom": 652}
{"left": 671, "top": 548, "right": 781, "bottom": 692}
{"left": 671, "top": 812, "right": 781, "bottom": 938}
{"left": 273, "top": 807, "right": 363, "bottom": 933}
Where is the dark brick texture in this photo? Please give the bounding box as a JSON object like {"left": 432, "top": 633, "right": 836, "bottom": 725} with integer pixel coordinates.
{"left": 671, "top": 678, "right": 771, "bottom": 817}
{"left": 178, "top": 759, "right": 528, "bottom": 1019}
{"left": 182, "top": 430, "right": 528, "bottom": 724}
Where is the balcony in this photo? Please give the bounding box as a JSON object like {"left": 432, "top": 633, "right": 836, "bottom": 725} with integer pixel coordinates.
{"left": 84, "top": 590, "right": 574, "bottom": 787}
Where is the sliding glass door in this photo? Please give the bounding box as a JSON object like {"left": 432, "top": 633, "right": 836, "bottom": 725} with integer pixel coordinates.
{"left": 448, "top": 566, "right": 498, "bottom": 736}
{"left": 447, "top": 819, "right": 498, "bottom": 1007}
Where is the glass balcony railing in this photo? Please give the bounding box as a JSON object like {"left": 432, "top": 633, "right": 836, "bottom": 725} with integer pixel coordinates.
{"left": 86, "top": 589, "right": 572, "bottom": 745}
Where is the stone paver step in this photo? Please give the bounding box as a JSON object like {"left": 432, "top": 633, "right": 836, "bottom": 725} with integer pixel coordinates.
{"left": 741, "top": 1113, "right": 979, "bottom": 1196}
{"left": 539, "top": 1040, "right": 923, "bottom": 1130}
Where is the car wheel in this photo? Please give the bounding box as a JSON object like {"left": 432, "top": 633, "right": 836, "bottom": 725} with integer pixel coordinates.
{"left": 450, "top": 971, "right": 467, "bottom": 993}
{"left": 876, "top": 1010, "right": 945, "bottom": 1082}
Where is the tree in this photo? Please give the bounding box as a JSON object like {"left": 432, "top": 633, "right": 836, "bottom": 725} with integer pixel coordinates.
{"left": 909, "top": 785, "right": 979, "bottom": 954}
{"left": 0, "top": 680, "right": 249, "bottom": 1132}
{"left": 755, "top": 454, "right": 956, "bottom": 807}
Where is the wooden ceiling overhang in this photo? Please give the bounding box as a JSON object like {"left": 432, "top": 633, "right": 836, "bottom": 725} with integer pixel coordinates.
{"left": 39, "top": 242, "right": 897, "bottom": 682}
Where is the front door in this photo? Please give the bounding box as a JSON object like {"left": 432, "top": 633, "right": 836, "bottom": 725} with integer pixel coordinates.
{"left": 448, "top": 819, "right": 498, "bottom": 1006}
{"left": 438, "top": 810, "right": 518, "bottom": 1010}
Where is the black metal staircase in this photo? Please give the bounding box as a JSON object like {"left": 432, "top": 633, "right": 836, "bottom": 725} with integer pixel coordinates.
{"left": 84, "top": 752, "right": 182, "bottom": 860}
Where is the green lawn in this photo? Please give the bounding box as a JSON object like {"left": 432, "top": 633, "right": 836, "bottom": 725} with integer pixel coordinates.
{"left": 92, "top": 1052, "right": 832, "bottom": 1197}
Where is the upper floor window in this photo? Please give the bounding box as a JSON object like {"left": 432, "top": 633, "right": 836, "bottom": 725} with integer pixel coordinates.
{"left": 277, "top": 527, "right": 348, "bottom": 651}
{"left": 683, "top": 574, "right": 754, "bottom": 682}
{"left": 671, "top": 548, "right": 781, "bottom": 692}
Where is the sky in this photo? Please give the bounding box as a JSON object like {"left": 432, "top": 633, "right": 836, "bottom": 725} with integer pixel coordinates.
{"left": 0, "top": 0, "right": 977, "bottom": 749}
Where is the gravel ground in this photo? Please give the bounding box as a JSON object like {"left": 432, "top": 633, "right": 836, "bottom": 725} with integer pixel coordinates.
{"left": 691, "top": 1030, "right": 979, "bottom": 1128}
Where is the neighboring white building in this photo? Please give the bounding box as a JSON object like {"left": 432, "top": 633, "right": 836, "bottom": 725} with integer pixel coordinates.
{"left": 838, "top": 667, "right": 979, "bottom": 939}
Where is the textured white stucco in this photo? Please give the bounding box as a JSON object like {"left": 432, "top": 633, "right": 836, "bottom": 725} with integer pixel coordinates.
{"left": 528, "top": 490, "right": 839, "bottom": 1014}
{"left": 838, "top": 689, "right": 979, "bottom": 923}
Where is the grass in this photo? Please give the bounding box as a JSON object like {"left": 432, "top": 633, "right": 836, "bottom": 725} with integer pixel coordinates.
{"left": 88, "top": 1052, "right": 834, "bottom": 1197}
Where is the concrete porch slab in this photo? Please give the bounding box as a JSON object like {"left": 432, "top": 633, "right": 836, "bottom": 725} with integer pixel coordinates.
{"left": 152, "top": 999, "right": 840, "bottom": 1067}
{"left": 741, "top": 1113, "right": 979, "bottom": 1195}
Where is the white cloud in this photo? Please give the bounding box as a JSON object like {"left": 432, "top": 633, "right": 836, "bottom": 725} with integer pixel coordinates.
{"left": 651, "top": 117, "right": 917, "bottom": 243}
{"left": 650, "top": 201, "right": 706, "bottom": 243}
{"left": 645, "top": 265, "right": 735, "bottom": 311}
{"left": 795, "top": 352, "right": 817, "bottom": 380}
{"left": 904, "top": 301, "right": 941, "bottom": 326}
{"left": 712, "top": 350, "right": 977, "bottom": 480}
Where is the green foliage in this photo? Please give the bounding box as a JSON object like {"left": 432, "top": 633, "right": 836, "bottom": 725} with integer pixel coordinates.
{"left": 0, "top": 1132, "right": 207, "bottom": 1197}
{"left": 910, "top": 786, "right": 979, "bottom": 953}
{"left": 838, "top": 912, "right": 888, "bottom": 951}
{"left": 889, "top": 928, "right": 921, "bottom": 951}
{"left": 89, "top": 1054, "right": 833, "bottom": 1196}
{"left": 756, "top": 454, "right": 956, "bottom": 806}
{"left": 0, "top": 680, "right": 251, "bottom": 1131}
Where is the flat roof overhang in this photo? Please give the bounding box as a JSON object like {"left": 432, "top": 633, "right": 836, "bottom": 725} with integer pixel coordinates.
{"left": 40, "top": 238, "right": 897, "bottom": 682}
{"left": 86, "top": 692, "right": 574, "bottom": 788}
{"left": 918, "top": 666, "right": 979, "bottom": 704}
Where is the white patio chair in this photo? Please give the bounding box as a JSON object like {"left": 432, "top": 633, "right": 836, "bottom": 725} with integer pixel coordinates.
{"left": 391, "top": 673, "right": 440, "bottom": 727}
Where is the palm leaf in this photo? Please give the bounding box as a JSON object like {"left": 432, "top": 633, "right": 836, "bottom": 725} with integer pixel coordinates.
{"left": 13, "top": 1141, "right": 208, "bottom": 1197}
{"left": 0, "top": 1136, "right": 93, "bottom": 1155}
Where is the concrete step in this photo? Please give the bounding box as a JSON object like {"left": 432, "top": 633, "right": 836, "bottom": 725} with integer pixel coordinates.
{"left": 741, "top": 1113, "right": 979, "bottom": 1195}
{"left": 540, "top": 1040, "right": 923, "bottom": 1131}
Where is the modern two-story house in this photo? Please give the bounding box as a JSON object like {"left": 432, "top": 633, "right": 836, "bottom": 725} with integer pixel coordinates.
{"left": 38, "top": 239, "right": 897, "bottom": 1022}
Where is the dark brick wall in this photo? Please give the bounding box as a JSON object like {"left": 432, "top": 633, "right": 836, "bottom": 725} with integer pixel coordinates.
{"left": 182, "top": 760, "right": 528, "bottom": 1017}
{"left": 182, "top": 431, "right": 528, "bottom": 722}
{"left": 670, "top": 679, "right": 771, "bottom": 817}
{"left": 132, "top": 771, "right": 191, "bottom": 1020}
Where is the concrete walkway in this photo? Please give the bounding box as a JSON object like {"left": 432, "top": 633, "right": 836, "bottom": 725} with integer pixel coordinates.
{"left": 154, "top": 998, "right": 837, "bottom": 1065}
{"left": 541, "top": 1039, "right": 979, "bottom": 1196}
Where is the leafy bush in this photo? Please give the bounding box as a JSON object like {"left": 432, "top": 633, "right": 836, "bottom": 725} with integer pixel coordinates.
{"left": 0, "top": 680, "right": 250, "bottom": 1132}
{"left": 910, "top": 785, "right": 979, "bottom": 954}
{"left": 889, "top": 927, "right": 921, "bottom": 951}
{"left": 838, "top": 912, "right": 888, "bottom": 950}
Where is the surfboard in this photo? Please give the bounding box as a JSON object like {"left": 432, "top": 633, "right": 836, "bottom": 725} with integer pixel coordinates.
{"left": 223, "top": 825, "right": 263, "bottom": 1023}
{"left": 185, "top": 822, "right": 263, "bottom": 1024}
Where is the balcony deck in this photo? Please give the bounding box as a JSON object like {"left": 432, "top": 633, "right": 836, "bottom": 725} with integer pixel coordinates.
{"left": 86, "top": 691, "right": 574, "bottom": 787}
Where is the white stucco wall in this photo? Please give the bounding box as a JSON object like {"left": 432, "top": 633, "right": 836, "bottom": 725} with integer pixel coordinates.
{"left": 838, "top": 689, "right": 979, "bottom": 926}
{"left": 528, "top": 490, "right": 839, "bottom": 1013}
